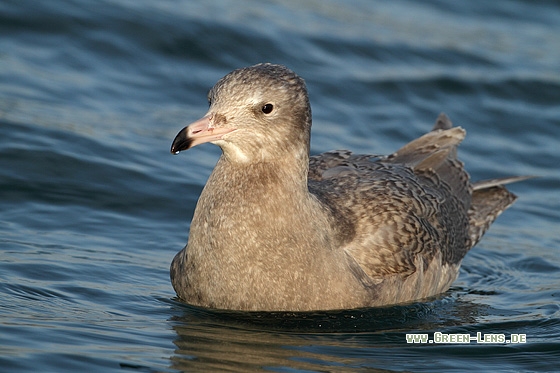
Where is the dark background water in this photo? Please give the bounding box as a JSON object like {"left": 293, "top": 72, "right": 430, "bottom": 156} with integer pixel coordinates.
{"left": 1, "top": 0, "right": 559, "bottom": 372}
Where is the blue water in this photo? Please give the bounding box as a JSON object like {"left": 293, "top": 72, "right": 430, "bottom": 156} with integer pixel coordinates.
{"left": 1, "top": 0, "right": 559, "bottom": 372}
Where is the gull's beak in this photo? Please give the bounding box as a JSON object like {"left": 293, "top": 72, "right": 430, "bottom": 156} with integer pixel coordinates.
{"left": 171, "top": 115, "right": 236, "bottom": 154}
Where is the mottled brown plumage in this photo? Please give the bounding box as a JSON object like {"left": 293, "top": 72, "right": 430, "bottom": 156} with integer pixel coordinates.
{"left": 169, "top": 63, "right": 527, "bottom": 311}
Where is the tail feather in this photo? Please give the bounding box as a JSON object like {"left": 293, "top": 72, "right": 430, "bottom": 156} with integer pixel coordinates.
{"left": 467, "top": 177, "right": 530, "bottom": 248}
{"left": 472, "top": 175, "right": 534, "bottom": 191}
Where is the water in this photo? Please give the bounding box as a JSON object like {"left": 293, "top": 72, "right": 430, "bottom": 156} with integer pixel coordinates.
{"left": 1, "top": 0, "right": 559, "bottom": 371}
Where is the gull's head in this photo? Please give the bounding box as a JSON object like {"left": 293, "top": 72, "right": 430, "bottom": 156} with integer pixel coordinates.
{"left": 171, "top": 63, "right": 312, "bottom": 163}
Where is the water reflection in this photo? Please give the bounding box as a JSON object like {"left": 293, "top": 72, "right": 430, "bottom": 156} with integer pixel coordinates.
{"left": 168, "top": 294, "right": 484, "bottom": 372}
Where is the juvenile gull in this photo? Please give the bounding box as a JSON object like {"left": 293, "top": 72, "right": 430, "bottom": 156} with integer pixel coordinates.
{"left": 170, "top": 63, "right": 528, "bottom": 311}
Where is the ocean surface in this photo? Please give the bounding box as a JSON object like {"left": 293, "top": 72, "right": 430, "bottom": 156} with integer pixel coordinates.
{"left": 1, "top": 0, "right": 559, "bottom": 372}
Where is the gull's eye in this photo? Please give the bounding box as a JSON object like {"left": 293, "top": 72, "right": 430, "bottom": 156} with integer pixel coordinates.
{"left": 261, "top": 103, "right": 274, "bottom": 114}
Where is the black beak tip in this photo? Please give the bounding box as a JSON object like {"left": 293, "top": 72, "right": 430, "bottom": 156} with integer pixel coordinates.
{"left": 170, "top": 128, "right": 192, "bottom": 154}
